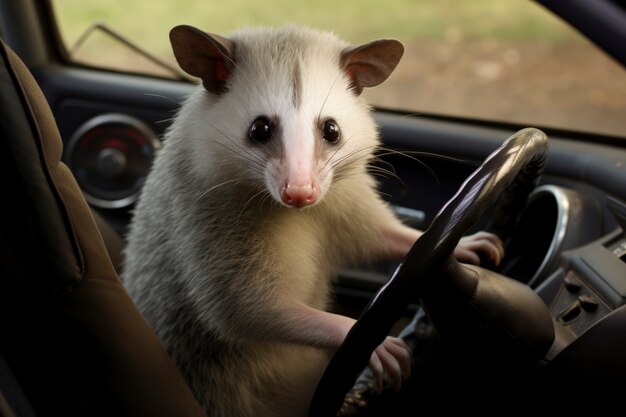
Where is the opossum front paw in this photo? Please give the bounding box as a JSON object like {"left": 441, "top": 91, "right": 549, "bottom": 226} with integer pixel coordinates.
{"left": 367, "top": 336, "right": 411, "bottom": 392}
{"left": 455, "top": 231, "right": 505, "bottom": 266}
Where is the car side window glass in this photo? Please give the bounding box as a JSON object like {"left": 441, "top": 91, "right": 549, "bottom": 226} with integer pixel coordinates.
{"left": 52, "top": 0, "right": 626, "bottom": 138}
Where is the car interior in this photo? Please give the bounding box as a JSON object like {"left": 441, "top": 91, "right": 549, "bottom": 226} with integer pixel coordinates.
{"left": 1, "top": 0, "right": 626, "bottom": 415}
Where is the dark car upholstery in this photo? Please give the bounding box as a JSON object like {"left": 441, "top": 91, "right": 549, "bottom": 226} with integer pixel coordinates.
{"left": 0, "top": 38, "right": 205, "bottom": 417}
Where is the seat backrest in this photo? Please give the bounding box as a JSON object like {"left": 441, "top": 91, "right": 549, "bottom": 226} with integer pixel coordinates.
{"left": 0, "top": 38, "right": 205, "bottom": 417}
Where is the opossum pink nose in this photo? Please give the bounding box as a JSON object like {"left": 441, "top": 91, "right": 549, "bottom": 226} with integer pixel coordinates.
{"left": 281, "top": 183, "right": 317, "bottom": 208}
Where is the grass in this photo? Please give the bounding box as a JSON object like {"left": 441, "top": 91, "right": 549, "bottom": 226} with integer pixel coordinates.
{"left": 53, "top": 0, "right": 576, "bottom": 59}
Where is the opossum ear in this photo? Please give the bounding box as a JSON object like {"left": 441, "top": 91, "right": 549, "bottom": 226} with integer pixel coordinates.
{"left": 340, "top": 39, "right": 404, "bottom": 95}
{"left": 170, "top": 25, "right": 235, "bottom": 95}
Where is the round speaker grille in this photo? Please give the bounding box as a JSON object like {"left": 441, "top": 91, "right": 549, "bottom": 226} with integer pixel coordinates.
{"left": 64, "top": 114, "right": 160, "bottom": 209}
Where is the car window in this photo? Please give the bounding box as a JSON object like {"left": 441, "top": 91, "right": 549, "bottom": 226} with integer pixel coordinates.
{"left": 51, "top": 0, "right": 626, "bottom": 138}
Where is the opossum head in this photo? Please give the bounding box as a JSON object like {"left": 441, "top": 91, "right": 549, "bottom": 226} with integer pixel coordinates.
{"left": 170, "top": 24, "right": 403, "bottom": 208}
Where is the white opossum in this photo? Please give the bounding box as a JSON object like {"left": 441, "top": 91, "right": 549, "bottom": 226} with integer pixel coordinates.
{"left": 122, "top": 24, "right": 504, "bottom": 417}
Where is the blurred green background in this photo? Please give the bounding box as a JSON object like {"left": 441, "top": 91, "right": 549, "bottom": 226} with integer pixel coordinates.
{"left": 53, "top": 0, "right": 571, "bottom": 58}
{"left": 51, "top": 0, "right": 626, "bottom": 138}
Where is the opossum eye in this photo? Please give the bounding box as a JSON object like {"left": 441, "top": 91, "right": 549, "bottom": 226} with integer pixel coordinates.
{"left": 249, "top": 117, "right": 272, "bottom": 143}
{"left": 322, "top": 119, "right": 341, "bottom": 144}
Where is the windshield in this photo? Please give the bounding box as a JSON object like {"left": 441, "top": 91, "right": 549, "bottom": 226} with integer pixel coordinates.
{"left": 52, "top": 0, "right": 626, "bottom": 139}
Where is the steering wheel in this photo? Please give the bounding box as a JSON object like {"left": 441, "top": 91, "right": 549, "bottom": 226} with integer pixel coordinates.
{"left": 310, "top": 128, "right": 554, "bottom": 416}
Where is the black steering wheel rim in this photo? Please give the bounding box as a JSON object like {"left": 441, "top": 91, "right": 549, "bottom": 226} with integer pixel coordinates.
{"left": 309, "top": 127, "right": 550, "bottom": 416}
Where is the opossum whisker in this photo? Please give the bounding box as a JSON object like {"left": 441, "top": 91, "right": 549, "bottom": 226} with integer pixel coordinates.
{"left": 375, "top": 112, "right": 425, "bottom": 128}
{"left": 195, "top": 176, "right": 245, "bottom": 202}
{"left": 183, "top": 126, "right": 268, "bottom": 172}
{"left": 318, "top": 71, "right": 343, "bottom": 122}
{"left": 375, "top": 147, "right": 442, "bottom": 185}
{"left": 377, "top": 147, "right": 467, "bottom": 164}
{"left": 258, "top": 190, "right": 276, "bottom": 216}
{"left": 331, "top": 167, "right": 393, "bottom": 200}
{"left": 238, "top": 187, "right": 271, "bottom": 222}
{"left": 330, "top": 145, "right": 402, "bottom": 185}
{"left": 196, "top": 117, "right": 263, "bottom": 163}
{"left": 156, "top": 116, "right": 177, "bottom": 125}
{"left": 198, "top": 119, "right": 268, "bottom": 168}
{"left": 369, "top": 171, "right": 391, "bottom": 180}
{"left": 367, "top": 168, "right": 408, "bottom": 191}
{"left": 368, "top": 156, "right": 405, "bottom": 185}
{"left": 176, "top": 136, "right": 266, "bottom": 174}
{"left": 377, "top": 189, "right": 392, "bottom": 198}
{"left": 366, "top": 165, "right": 404, "bottom": 183}
{"left": 331, "top": 143, "right": 378, "bottom": 170}
{"left": 331, "top": 165, "right": 361, "bottom": 183}
{"left": 370, "top": 155, "right": 398, "bottom": 177}
{"left": 325, "top": 129, "right": 377, "bottom": 171}
{"left": 144, "top": 92, "right": 185, "bottom": 107}
{"left": 322, "top": 132, "right": 356, "bottom": 172}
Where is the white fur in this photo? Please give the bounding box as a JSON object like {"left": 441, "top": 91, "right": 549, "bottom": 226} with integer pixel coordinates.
{"left": 122, "top": 25, "right": 412, "bottom": 417}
